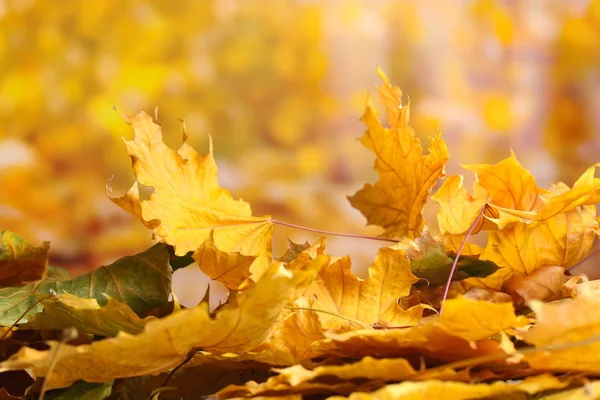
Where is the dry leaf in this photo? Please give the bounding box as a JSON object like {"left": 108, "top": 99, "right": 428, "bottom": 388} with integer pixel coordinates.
{"left": 0, "top": 230, "right": 49, "bottom": 287}
{"left": 303, "top": 246, "right": 431, "bottom": 331}
{"left": 109, "top": 110, "right": 273, "bottom": 257}
{"left": 481, "top": 204, "right": 598, "bottom": 274}
{"left": 0, "top": 257, "right": 327, "bottom": 389}
{"left": 502, "top": 266, "right": 570, "bottom": 305}
{"left": 439, "top": 296, "right": 528, "bottom": 342}
{"left": 327, "top": 374, "right": 569, "bottom": 400}
{"left": 348, "top": 67, "right": 449, "bottom": 239}
{"left": 523, "top": 295, "right": 600, "bottom": 373}
{"left": 22, "top": 294, "right": 154, "bottom": 336}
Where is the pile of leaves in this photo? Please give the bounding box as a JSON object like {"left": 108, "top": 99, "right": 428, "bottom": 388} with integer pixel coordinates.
{"left": 1, "top": 69, "right": 600, "bottom": 399}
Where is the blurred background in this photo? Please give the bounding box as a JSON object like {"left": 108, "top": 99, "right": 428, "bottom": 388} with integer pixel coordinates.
{"left": 0, "top": 0, "right": 599, "bottom": 276}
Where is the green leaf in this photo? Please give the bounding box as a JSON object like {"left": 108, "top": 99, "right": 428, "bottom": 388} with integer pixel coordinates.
{"left": 0, "top": 244, "right": 171, "bottom": 327}
{"left": 408, "top": 233, "right": 499, "bottom": 286}
{"left": 0, "top": 230, "right": 49, "bottom": 287}
{"left": 47, "top": 266, "right": 71, "bottom": 280}
{"left": 22, "top": 294, "right": 155, "bottom": 336}
{"left": 45, "top": 380, "right": 113, "bottom": 400}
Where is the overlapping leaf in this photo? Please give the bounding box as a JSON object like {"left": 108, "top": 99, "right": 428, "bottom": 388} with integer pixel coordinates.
{"left": 22, "top": 294, "right": 152, "bottom": 337}
{"left": 302, "top": 246, "right": 431, "bottom": 331}
{"left": 348, "top": 68, "right": 449, "bottom": 239}
{"left": 0, "top": 230, "right": 49, "bottom": 287}
{"left": 109, "top": 110, "right": 273, "bottom": 258}
{"left": 0, "top": 256, "right": 328, "bottom": 390}
{"left": 0, "top": 244, "right": 171, "bottom": 326}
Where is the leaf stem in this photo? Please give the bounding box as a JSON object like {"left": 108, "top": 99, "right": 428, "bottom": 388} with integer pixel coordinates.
{"left": 272, "top": 219, "right": 398, "bottom": 243}
{"left": 439, "top": 206, "right": 486, "bottom": 315}
{"left": 285, "top": 306, "right": 373, "bottom": 330}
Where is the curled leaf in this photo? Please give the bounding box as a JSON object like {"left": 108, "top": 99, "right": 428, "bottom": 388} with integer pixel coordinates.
{"left": 348, "top": 68, "right": 449, "bottom": 239}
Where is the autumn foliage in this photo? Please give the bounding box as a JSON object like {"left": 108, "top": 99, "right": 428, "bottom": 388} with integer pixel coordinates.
{"left": 2, "top": 68, "right": 600, "bottom": 399}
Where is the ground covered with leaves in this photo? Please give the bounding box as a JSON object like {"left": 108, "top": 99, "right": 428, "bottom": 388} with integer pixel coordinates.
{"left": 1, "top": 69, "right": 600, "bottom": 399}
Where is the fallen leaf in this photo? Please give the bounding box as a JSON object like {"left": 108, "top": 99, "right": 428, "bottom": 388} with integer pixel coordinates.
{"left": 502, "top": 266, "right": 569, "bottom": 306}
{"left": 194, "top": 230, "right": 256, "bottom": 290}
{"left": 0, "top": 230, "right": 49, "bottom": 287}
{"left": 0, "top": 244, "right": 171, "bottom": 326}
{"left": 432, "top": 175, "right": 490, "bottom": 236}
{"left": 327, "top": 374, "right": 569, "bottom": 400}
{"left": 110, "top": 110, "right": 273, "bottom": 257}
{"left": 44, "top": 380, "right": 113, "bottom": 400}
{"left": 493, "top": 163, "right": 600, "bottom": 224}
{"left": 247, "top": 297, "right": 330, "bottom": 366}
{"left": 0, "top": 257, "right": 328, "bottom": 389}
{"left": 303, "top": 246, "right": 431, "bottom": 331}
{"left": 323, "top": 324, "right": 501, "bottom": 362}
{"left": 406, "top": 232, "right": 498, "bottom": 286}
{"left": 541, "top": 381, "right": 600, "bottom": 400}
{"left": 348, "top": 68, "right": 449, "bottom": 239}
{"left": 481, "top": 204, "right": 598, "bottom": 274}
{"left": 523, "top": 295, "right": 600, "bottom": 373}
{"left": 439, "top": 296, "right": 528, "bottom": 342}
{"left": 22, "top": 294, "right": 153, "bottom": 336}
{"left": 272, "top": 357, "right": 468, "bottom": 387}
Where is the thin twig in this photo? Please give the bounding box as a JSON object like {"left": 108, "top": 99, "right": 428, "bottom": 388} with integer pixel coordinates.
{"left": 286, "top": 306, "right": 373, "bottom": 330}
{"left": 272, "top": 219, "right": 398, "bottom": 243}
{"left": 439, "top": 206, "right": 486, "bottom": 315}
{"left": 39, "top": 327, "right": 78, "bottom": 400}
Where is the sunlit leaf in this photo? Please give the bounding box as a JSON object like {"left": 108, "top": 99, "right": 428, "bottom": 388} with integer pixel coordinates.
{"left": 348, "top": 68, "right": 449, "bottom": 239}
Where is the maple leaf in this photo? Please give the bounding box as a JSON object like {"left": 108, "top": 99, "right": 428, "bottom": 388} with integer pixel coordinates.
{"left": 481, "top": 202, "right": 598, "bottom": 274}
{"left": 0, "top": 257, "right": 328, "bottom": 389}
{"left": 325, "top": 374, "right": 569, "bottom": 400}
{"left": 109, "top": 110, "right": 273, "bottom": 258}
{"left": 434, "top": 152, "right": 600, "bottom": 233}
{"left": 0, "top": 243, "right": 171, "bottom": 326}
{"left": 302, "top": 246, "right": 432, "bottom": 330}
{"left": 439, "top": 296, "right": 528, "bottom": 342}
{"left": 348, "top": 67, "right": 449, "bottom": 239}
{"left": 502, "top": 266, "right": 570, "bottom": 305}
{"left": 171, "top": 231, "right": 259, "bottom": 312}
{"left": 0, "top": 230, "right": 49, "bottom": 287}
{"left": 272, "top": 357, "right": 467, "bottom": 387}
{"left": 523, "top": 295, "right": 600, "bottom": 373}
{"left": 22, "top": 294, "right": 153, "bottom": 336}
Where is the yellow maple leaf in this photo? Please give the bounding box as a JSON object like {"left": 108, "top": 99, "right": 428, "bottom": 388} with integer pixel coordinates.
{"left": 348, "top": 67, "right": 449, "bottom": 239}
{"left": 303, "top": 246, "right": 431, "bottom": 331}
{"left": 481, "top": 203, "right": 597, "bottom": 274}
{"left": 434, "top": 153, "right": 600, "bottom": 234}
{"left": 324, "top": 324, "right": 501, "bottom": 362}
{"left": 109, "top": 110, "right": 273, "bottom": 257}
{"left": 327, "top": 374, "right": 569, "bottom": 400}
{"left": 0, "top": 257, "right": 328, "bottom": 389}
{"left": 246, "top": 297, "right": 331, "bottom": 366}
{"left": 523, "top": 295, "right": 600, "bottom": 373}
{"left": 193, "top": 230, "right": 257, "bottom": 290}
{"left": 273, "top": 357, "right": 467, "bottom": 387}
{"left": 439, "top": 296, "right": 528, "bottom": 342}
